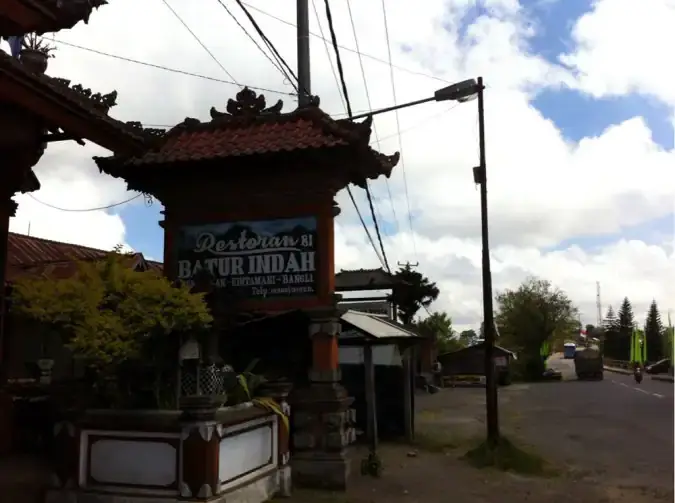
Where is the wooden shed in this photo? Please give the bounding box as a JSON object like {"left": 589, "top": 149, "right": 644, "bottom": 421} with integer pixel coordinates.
{"left": 438, "top": 342, "right": 516, "bottom": 385}
{"left": 337, "top": 310, "right": 421, "bottom": 440}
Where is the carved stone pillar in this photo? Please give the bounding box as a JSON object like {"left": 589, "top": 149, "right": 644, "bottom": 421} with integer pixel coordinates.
{"left": 50, "top": 420, "right": 79, "bottom": 489}
{"left": 0, "top": 197, "right": 17, "bottom": 384}
{"left": 179, "top": 406, "right": 220, "bottom": 500}
{"left": 290, "top": 311, "right": 355, "bottom": 490}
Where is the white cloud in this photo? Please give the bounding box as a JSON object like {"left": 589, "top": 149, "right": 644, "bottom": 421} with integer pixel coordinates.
{"left": 335, "top": 227, "right": 675, "bottom": 330}
{"left": 10, "top": 142, "right": 132, "bottom": 252}
{"left": 559, "top": 0, "right": 675, "bottom": 107}
{"left": 5, "top": 0, "right": 674, "bottom": 330}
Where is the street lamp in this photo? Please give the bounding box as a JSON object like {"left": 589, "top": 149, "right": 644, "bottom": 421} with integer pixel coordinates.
{"left": 349, "top": 78, "right": 482, "bottom": 121}
{"left": 352, "top": 77, "right": 499, "bottom": 445}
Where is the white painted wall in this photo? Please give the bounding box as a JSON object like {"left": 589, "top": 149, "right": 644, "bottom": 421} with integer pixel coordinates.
{"left": 86, "top": 435, "right": 177, "bottom": 488}
{"left": 339, "top": 344, "right": 402, "bottom": 367}
{"left": 219, "top": 416, "right": 278, "bottom": 491}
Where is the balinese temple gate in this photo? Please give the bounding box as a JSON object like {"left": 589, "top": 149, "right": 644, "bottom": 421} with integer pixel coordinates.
{"left": 95, "top": 88, "right": 400, "bottom": 489}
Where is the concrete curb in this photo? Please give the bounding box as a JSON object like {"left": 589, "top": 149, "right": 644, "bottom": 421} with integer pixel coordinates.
{"left": 604, "top": 366, "right": 674, "bottom": 382}
{"left": 603, "top": 366, "right": 632, "bottom": 375}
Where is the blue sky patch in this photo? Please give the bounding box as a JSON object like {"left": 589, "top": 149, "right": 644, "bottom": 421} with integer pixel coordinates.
{"left": 116, "top": 202, "right": 164, "bottom": 260}
{"left": 524, "top": 0, "right": 590, "bottom": 60}
{"left": 546, "top": 213, "right": 674, "bottom": 253}
{"left": 534, "top": 88, "right": 674, "bottom": 150}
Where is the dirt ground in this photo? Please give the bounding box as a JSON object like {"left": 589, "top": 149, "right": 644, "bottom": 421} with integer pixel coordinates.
{"left": 2, "top": 380, "right": 670, "bottom": 503}
{"left": 286, "top": 383, "right": 674, "bottom": 503}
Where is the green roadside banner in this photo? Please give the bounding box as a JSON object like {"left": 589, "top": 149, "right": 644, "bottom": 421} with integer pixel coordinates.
{"left": 668, "top": 313, "right": 674, "bottom": 362}
{"left": 630, "top": 328, "right": 646, "bottom": 364}
{"left": 540, "top": 340, "right": 550, "bottom": 358}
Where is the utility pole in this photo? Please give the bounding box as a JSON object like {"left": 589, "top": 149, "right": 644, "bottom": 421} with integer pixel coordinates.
{"left": 296, "top": 0, "right": 311, "bottom": 106}
{"left": 397, "top": 261, "right": 419, "bottom": 268}
{"left": 596, "top": 281, "right": 602, "bottom": 328}
{"left": 474, "top": 77, "right": 499, "bottom": 446}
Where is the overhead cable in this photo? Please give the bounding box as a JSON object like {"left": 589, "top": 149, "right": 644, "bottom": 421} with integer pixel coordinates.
{"left": 233, "top": 0, "right": 303, "bottom": 95}
{"left": 240, "top": 1, "right": 452, "bottom": 85}
{"left": 381, "top": 0, "right": 417, "bottom": 258}
{"left": 160, "top": 0, "right": 239, "bottom": 84}
{"left": 322, "top": 0, "right": 392, "bottom": 274}
{"left": 28, "top": 193, "right": 143, "bottom": 212}
{"left": 345, "top": 0, "right": 399, "bottom": 235}
{"left": 51, "top": 39, "right": 295, "bottom": 96}
{"left": 215, "top": 0, "right": 294, "bottom": 88}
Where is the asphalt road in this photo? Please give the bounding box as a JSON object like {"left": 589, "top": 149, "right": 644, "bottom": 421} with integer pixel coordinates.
{"left": 506, "top": 355, "right": 674, "bottom": 497}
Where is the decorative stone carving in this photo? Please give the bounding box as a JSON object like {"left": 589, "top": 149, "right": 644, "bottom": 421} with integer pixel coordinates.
{"left": 197, "top": 484, "right": 214, "bottom": 498}
{"left": 124, "top": 121, "right": 167, "bottom": 141}
{"left": 213, "top": 87, "right": 284, "bottom": 118}
{"left": 50, "top": 78, "right": 119, "bottom": 113}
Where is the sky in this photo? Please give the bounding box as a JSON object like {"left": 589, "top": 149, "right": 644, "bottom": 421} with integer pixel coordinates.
{"left": 6, "top": 0, "right": 675, "bottom": 332}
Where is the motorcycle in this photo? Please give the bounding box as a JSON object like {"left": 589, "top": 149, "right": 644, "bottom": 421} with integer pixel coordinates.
{"left": 634, "top": 367, "right": 643, "bottom": 384}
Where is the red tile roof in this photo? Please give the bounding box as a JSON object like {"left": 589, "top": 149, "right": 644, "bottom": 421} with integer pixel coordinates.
{"left": 132, "top": 115, "right": 350, "bottom": 165}
{"left": 0, "top": 50, "right": 150, "bottom": 155}
{"left": 6, "top": 232, "right": 150, "bottom": 282}
{"left": 0, "top": 0, "right": 108, "bottom": 37}
{"left": 95, "top": 88, "right": 400, "bottom": 174}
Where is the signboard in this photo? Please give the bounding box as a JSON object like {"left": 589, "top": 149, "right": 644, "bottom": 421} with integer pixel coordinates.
{"left": 494, "top": 356, "right": 507, "bottom": 367}
{"left": 175, "top": 217, "right": 317, "bottom": 299}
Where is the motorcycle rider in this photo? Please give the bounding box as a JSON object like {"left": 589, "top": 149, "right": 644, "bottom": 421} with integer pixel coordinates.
{"left": 633, "top": 362, "right": 643, "bottom": 383}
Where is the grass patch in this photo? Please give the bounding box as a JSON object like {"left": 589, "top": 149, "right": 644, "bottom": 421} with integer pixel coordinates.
{"left": 417, "top": 409, "right": 441, "bottom": 420}
{"left": 267, "top": 490, "right": 356, "bottom": 503}
{"left": 412, "top": 427, "right": 464, "bottom": 453}
{"left": 462, "top": 436, "right": 553, "bottom": 476}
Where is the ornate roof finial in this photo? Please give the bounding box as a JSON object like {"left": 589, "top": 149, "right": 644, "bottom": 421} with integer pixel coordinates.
{"left": 210, "top": 87, "right": 283, "bottom": 120}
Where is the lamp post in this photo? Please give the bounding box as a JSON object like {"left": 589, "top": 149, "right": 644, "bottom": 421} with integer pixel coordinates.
{"left": 352, "top": 77, "right": 499, "bottom": 445}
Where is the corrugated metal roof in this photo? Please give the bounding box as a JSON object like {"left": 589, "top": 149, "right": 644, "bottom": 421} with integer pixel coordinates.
{"left": 438, "top": 342, "right": 517, "bottom": 359}
{"left": 335, "top": 268, "right": 395, "bottom": 291}
{"left": 8, "top": 232, "right": 109, "bottom": 266}
{"left": 5, "top": 233, "right": 145, "bottom": 282}
{"left": 340, "top": 310, "right": 420, "bottom": 340}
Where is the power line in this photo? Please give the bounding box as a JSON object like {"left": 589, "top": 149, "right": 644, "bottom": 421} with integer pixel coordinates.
{"left": 381, "top": 0, "right": 416, "bottom": 259}
{"left": 239, "top": 1, "right": 452, "bottom": 86}
{"left": 377, "top": 104, "right": 460, "bottom": 142}
{"left": 49, "top": 38, "right": 460, "bottom": 132}
{"left": 141, "top": 105, "right": 458, "bottom": 136}
{"left": 160, "top": 0, "right": 239, "bottom": 84}
{"left": 346, "top": 190, "right": 386, "bottom": 268}
{"left": 321, "top": 0, "right": 352, "bottom": 116}
{"left": 322, "top": 0, "right": 391, "bottom": 275}
{"left": 28, "top": 193, "right": 143, "bottom": 212}
{"left": 345, "top": 0, "right": 399, "bottom": 236}
{"left": 215, "top": 0, "right": 293, "bottom": 87}
{"left": 311, "top": 0, "right": 346, "bottom": 111}
{"left": 233, "top": 0, "right": 303, "bottom": 95}
{"left": 51, "top": 38, "right": 295, "bottom": 97}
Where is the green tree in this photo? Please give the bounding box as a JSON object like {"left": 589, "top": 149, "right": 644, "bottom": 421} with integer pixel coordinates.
{"left": 415, "top": 311, "right": 462, "bottom": 353}
{"left": 602, "top": 305, "right": 620, "bottom": 358}
{"left": 391, "top": 264, "right": 439, "bottom": 325}
{"left": 11, "top": 251, "right": 213, "bottom": 407}
{"left": 644, "top": 300, "right": 664, "bottom": 362}
{"left": 459, "top": 329, "right": 479, "bottom": 347}
{"left": 617, "top": 297, "right": 635, "bottom": 360}
{"left": 495, "top": 277, "right": 578, "bottom": 379}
